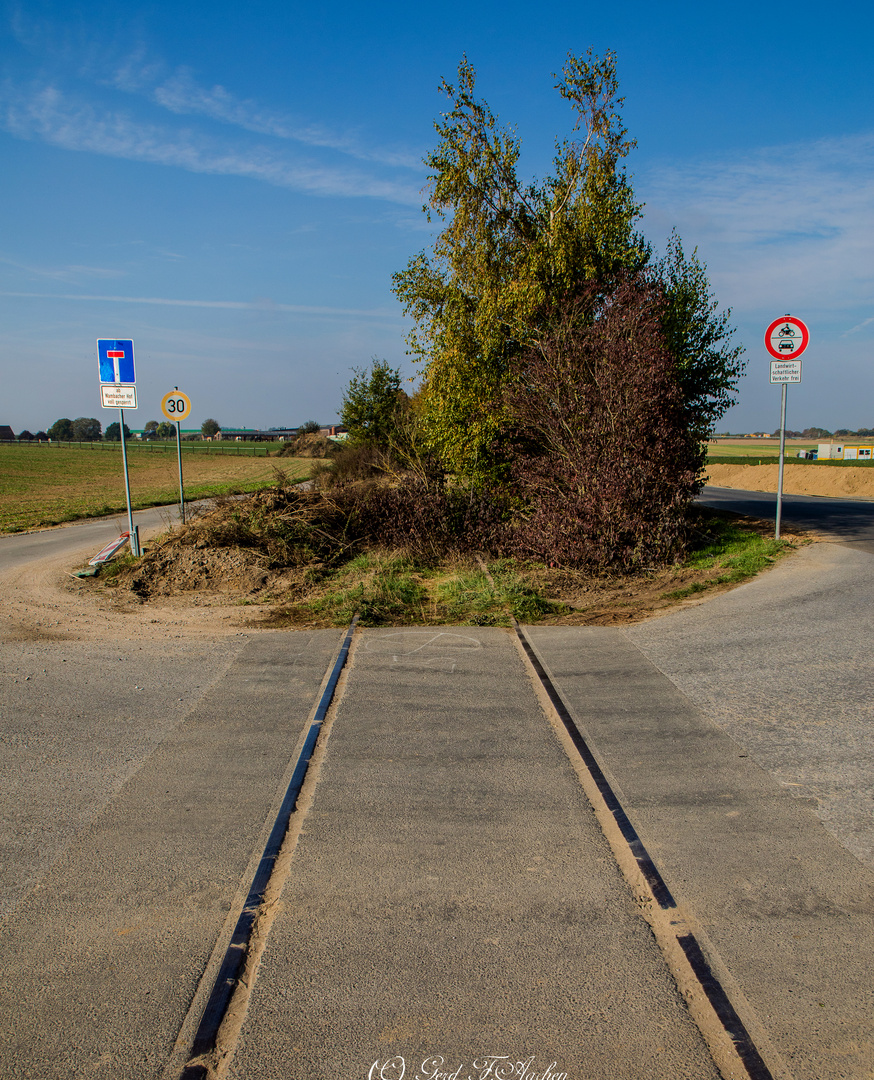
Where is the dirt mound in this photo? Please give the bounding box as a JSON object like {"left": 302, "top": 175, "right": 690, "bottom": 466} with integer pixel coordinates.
{"left": 276, "top": 433, "right": 337, "bottom": 458}
{"left": 101, "top": 480, "right": 812, "bottom": 629}
{"left": 707, "top": 463, "right": 874, "bottom": 498}
{"left": 123, "top": 542, "right": 302, "bottom": 599}
{"left": 115, "top": 489, "right": 326, "bottom": 600}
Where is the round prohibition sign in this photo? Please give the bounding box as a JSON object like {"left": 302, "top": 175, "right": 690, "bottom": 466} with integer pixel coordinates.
{"left": 765, "top": 316, "right": 809, "bottom": 360}
{"left": 160, "top": 390, "right": 192, "bottom": 421}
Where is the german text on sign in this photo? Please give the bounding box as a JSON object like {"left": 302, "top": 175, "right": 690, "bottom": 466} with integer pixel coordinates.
{"left": 770, "top": 360, "right": 802, "bottom": 384}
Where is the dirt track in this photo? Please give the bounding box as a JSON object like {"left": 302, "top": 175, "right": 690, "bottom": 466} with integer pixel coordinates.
{"left": 707, "top": 462, "right": 874, "bottom": 498}
{"left": 0, "top": 541, "right": 251, "bottom": 647}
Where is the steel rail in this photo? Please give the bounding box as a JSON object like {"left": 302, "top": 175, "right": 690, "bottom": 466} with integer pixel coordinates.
{"left": 514, "top": 622, "right": 775, "bottom": 1080}
{"left": 179, "top": 616, "right": 358, "bottom": 1079}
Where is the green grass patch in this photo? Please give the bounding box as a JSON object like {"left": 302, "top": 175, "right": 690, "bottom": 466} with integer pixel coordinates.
{"left": 707, "top": 455, "right": 782, "bottom": 465}
{"left": 707, "top": 453, "right": 874, "bottom": 468}
{"left": 662, "top": 515, "right": 788, "bottom": 600}
{"left": 0, "top": 442, "right": 311, "bottom": 533}
{"left": 434, "top": 560, "right": 568, "bottom": 625}
{"left": 286, "top": 552, "right": 431, "bottom": 626}
{"left": 271, "top": 518, "right": 791, "bottom": 626}
{"left": 271, "top": 552, "right": 568, "bottom": 627}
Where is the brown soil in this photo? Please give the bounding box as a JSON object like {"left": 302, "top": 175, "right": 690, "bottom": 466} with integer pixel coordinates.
{"left": 707, "top": 462, "right": 874, "bottom": 498}
{"left": 120, "top": 540, "right": 307, "bottom": 600}
{"left": 0, "top": 541, "right": 254, "bottom": 647}
{"left": 276, "top": 433, "right": 338, "bottom": 458}
{"left": 91, "top": 498, "right": 809, "bottom": 630}
{"left": 1, "top": 493, "right": 811, "bottom": 644}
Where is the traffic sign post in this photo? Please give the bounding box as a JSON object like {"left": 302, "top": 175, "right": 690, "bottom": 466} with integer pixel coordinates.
{"left": 764, "top": 316, "right": 809, "bottom": 540}
{"left": 97, "top": 338, "right": 140, "bottom": 556}
{"left": 161, "top": 389, "right": 192, "bottom": 524}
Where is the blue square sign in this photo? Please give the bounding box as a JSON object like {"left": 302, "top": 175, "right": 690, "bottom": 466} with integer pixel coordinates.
{"left": 97, "top": 339, "right": 135, "bottom": 384}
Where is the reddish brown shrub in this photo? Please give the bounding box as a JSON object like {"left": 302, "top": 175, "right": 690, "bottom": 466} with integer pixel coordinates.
{"left": 330, "top": 477, "right": 506, "bottom": 563}
{"left": 502, "top": 276, "right": 704, "bottom": 570}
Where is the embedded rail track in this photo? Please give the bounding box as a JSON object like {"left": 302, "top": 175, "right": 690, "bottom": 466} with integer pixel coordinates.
{"left": 176, "top": 619, "right": 773, "bottom": 1080}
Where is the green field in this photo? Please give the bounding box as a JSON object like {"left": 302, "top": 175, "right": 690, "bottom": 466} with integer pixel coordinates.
{"left": 708, "top": 438, "right": 812, "bottom": 462}
{"left": 28, "top": 438, "right": 275, "bottom": 456}
{"left": 706, "top": 438, "right": 874, "bottom": 466}
{"left": 0, "top": 442, "right": 310, "bottom": 533}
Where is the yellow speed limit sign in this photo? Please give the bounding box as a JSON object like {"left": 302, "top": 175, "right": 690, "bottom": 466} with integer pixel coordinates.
{"left": 160, "top": 390, "right": 191, "bottom": 421}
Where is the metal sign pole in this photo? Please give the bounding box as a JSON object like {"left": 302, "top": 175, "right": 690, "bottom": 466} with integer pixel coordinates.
{"left": 97, "top": 339, "right": 139, "bottom": 554}
{"left": 175, "top": 386, "right": 186, "bottom": 524}
{"left": 765, "top": 314, "right": 809, "bottom": 543}
{"left": 160, "top": 389, "right": 192, "bottom": 524}
{"left": 776, "top": 383, "right": 788, "bottom": 540}
{"left": 118, "top": 407, "right": 140, "bottom": 555}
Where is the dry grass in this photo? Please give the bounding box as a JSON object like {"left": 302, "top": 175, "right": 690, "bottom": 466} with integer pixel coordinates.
{"left": 101, "top": 491, "right": 809, "bottom": 628}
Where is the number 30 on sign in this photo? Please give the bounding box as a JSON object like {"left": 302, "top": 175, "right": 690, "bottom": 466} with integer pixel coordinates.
{"left": 161, "top": 390, "right": 192, "bottom": 421}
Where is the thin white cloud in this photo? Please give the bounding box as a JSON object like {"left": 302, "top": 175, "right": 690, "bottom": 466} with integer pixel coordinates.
{"left": 641, "top": 131, "right": 874, "bottom": 323}
{"left": 0, "top": 253, "right": 124, "bottom": 283}
{"left": 843, "top": 316, "right": 874, "bottom": 336}
{"left": 146, "top": 67, "right": 423, "bottom": 171}
{"left": 0, "top": 290, "right": 402, "bottom": 318}
{"left": 0, "top": 81, "right": 421, "bottom": 204}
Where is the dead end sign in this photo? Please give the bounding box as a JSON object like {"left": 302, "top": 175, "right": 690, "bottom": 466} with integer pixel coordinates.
{"left": 97, "top": 339, "right": 135, "bottom": 384}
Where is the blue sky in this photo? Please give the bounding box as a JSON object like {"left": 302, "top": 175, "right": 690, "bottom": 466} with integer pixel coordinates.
{"left": 2, "top": 0, "right": 872, "bottom": 435}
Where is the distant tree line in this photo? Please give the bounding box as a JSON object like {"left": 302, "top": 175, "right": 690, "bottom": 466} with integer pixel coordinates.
{"left": 768, "top": 427, "right": 874, "bottom": 439}
{"left": 46, "top": 417, "right": 103, "bottom": 441}
{"left": 9, "top": 417, "right": 322, "bottom": 444}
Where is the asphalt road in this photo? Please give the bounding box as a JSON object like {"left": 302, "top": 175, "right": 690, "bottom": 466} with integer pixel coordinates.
{"left": 699, "top": 485, "right": 874, "bottom": 550}
{"left": 0, "top": 504, "right": 181, "bottom": 572}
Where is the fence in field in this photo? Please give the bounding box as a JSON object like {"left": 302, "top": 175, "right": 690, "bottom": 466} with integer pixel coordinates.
{"left": 0, "top": 439, "right": 273, "bottom": 457}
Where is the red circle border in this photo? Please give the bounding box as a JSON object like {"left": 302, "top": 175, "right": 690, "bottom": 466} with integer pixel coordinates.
{"left": 765, "top": 316, "right": 809, "bottom": 360}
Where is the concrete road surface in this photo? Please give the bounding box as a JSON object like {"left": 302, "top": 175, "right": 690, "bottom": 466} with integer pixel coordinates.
{"left": 529, "top": 616, "right": 874, "bottom": 1080}
{"left": 227, "top": 629, "right": 720, "bottom": 1080}
{"left": 2, "top": 505, "right": 874, "bottom": 1079}
{"left": 0, "top": 630, "right": 345, "bottom": 1078}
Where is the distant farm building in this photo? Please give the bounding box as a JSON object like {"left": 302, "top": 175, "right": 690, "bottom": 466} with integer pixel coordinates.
{"left": 213, "top": 427, "right": 298, "bottom": 442}
{"left": 211, "top": 425, "right": 347, "bottom": 442}
{"left": 818, "top": 443, "right": 874, "bottom": 461}
{"left": 0, "top": 425, "right": 14, "bottom": 441}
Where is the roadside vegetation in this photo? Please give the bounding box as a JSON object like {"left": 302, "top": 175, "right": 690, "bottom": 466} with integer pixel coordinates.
{"left": 61, "top": 52, "right": 809, "bottom": 627}
{"left": 105, "top": 471, "right": 804, "bottom": 627}
{"left": 389, "top": 49, "right": 744, "bottom": 570}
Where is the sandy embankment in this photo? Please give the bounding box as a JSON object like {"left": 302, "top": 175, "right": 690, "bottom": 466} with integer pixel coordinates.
{"left": 706, "top": 463, "right": 874, "bottom": 499}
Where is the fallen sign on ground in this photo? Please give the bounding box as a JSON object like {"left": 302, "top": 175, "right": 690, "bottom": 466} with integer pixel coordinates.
{"left": 88, "top": 532, "right": 131, "bottom": 566}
